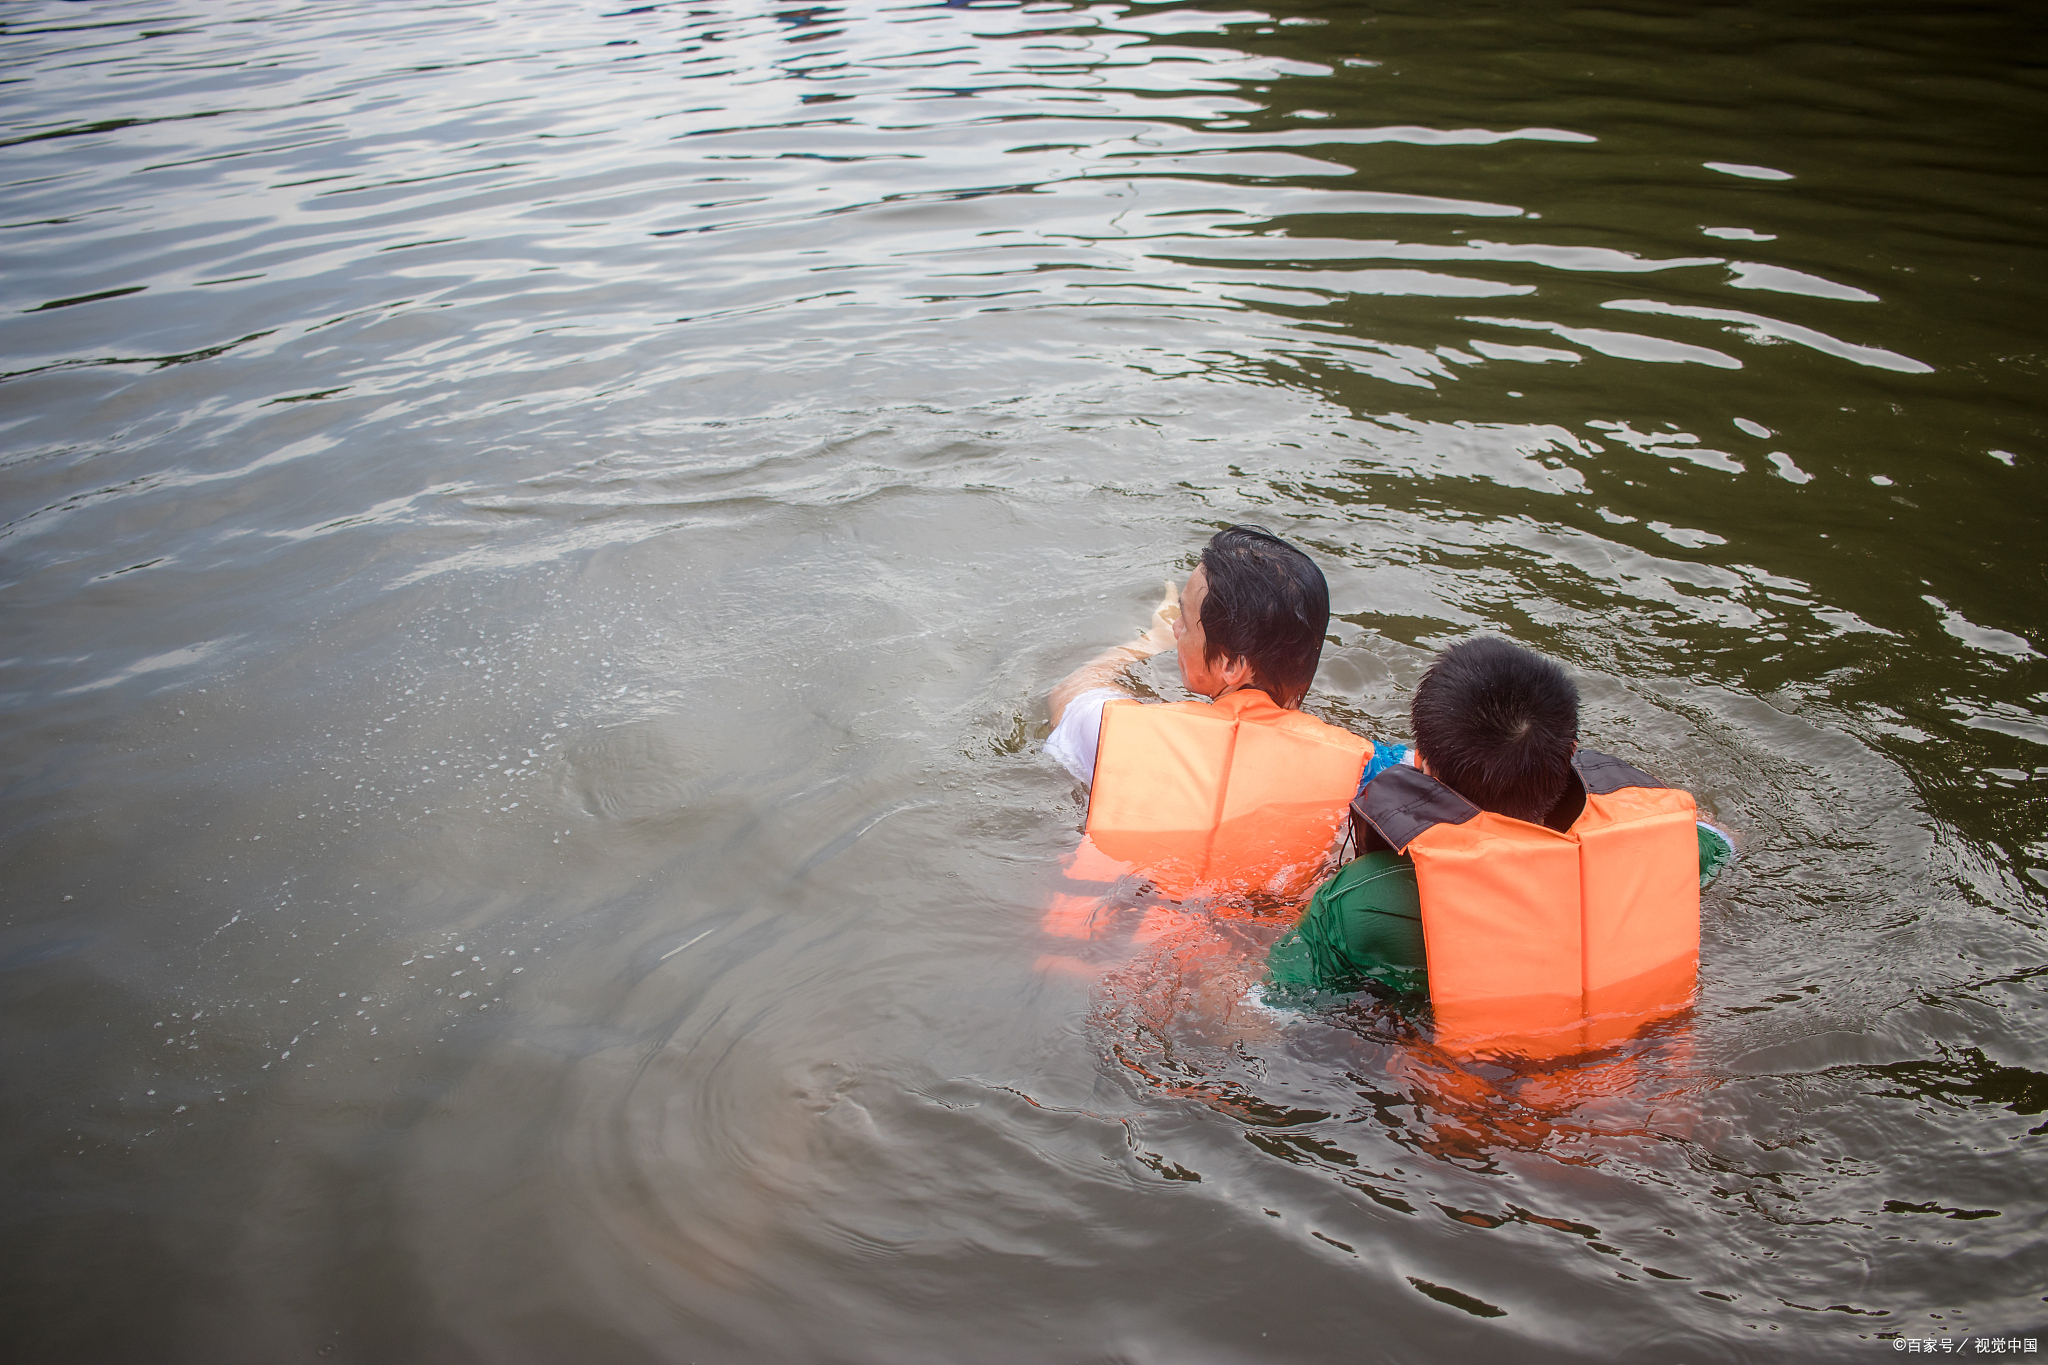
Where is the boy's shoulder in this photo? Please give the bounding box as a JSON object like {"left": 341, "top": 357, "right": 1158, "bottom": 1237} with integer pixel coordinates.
{"left": 1315, "top": 848, "right": 1420, "bottom": 918}
{"left": 1697, "top": 820, "right": 1736, "bottom": 886}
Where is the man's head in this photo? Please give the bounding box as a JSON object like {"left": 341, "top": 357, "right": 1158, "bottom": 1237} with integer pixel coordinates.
{"left": 1411, "top": 637, "right": 1580, "bottom": 823}
{"left": 1175, "top": 524, "right": 1330, "bottom": 708}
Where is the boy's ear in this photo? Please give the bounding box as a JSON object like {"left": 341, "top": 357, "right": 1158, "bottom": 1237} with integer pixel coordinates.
{"left": 1219, "top": 654, "right": 1256, "bottom": 689}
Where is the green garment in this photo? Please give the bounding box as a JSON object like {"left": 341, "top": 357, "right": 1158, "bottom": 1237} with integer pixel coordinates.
{"left": 1265, "top": 823, "right": 1736, "bottom": 1001}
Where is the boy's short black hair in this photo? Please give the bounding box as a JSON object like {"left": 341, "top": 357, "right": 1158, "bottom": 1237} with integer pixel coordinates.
{"left": 1411, "top": 637, "right": 1580, "bottom": 824}
{"left": 1198, "top": 524, "right": 1330, "bottom": 708}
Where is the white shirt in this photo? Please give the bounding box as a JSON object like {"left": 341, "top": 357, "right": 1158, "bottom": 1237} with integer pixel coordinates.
{"left": 1044, "top": 687, "right": 1129, "bottom": 787}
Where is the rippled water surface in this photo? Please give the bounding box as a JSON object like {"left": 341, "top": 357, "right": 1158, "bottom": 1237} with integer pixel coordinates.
{"left": 4, "top": 2, "right": 2045, "bottom": 1360}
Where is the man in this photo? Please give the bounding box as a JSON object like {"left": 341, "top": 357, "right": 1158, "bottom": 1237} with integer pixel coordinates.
{"left": 1266, "top": 636, "right": 1735, "bottom": 1052}
{"left": 1044, "top": 525, "right": 1370, "bottom": 903}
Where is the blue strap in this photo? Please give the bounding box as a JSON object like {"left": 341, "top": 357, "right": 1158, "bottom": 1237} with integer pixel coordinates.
{"left": 1356, "top": 742, "right": 1410, "bottom": 797}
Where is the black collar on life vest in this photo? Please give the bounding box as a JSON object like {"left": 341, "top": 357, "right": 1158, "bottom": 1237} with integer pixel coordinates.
{"left": 1351, "top": 748, "right": 1668, "bottom": 855}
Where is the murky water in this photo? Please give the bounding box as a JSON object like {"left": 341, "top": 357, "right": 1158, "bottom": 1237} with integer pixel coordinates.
{"left": 3, "top": 1, "right": 2044, "bottom": 1360}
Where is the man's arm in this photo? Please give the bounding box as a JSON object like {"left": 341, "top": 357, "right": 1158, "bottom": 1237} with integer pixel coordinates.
{"left": 1046, "top": 581, "right": 1180, "bottom": 727}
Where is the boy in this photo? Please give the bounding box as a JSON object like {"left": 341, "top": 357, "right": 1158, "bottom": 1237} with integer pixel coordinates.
{"left": 1268, "top": 638, "right": 1734, "bottom": 1043}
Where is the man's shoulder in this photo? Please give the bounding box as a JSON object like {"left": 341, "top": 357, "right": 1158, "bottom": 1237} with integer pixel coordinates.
{"left": 1104, "top": 694, "right": 1367, "bottom": 756}
{"left": 1103, "top": 696, "right": 1229, "bottom": 729}
{"left": 1276, "top": 707, "right": 1372, "bottom": 751}
{"left": 1221, "top": 693, "right": 1371, "bottom": 751}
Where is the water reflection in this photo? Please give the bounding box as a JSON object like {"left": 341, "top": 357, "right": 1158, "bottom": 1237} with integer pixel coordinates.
{"left": 1093, "top": 901, "right": 1715, "bottom": 1180}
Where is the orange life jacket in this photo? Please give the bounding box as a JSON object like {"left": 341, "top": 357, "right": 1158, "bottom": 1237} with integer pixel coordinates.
{"left": 1039, "top": 690, "right": 1371, "bottom": 973}
{"left": 1088, "top": 689, "right": 1373, "bottom": 903}
{"left": 1354, "top": 750, "right": 1699, "bottom": 1058}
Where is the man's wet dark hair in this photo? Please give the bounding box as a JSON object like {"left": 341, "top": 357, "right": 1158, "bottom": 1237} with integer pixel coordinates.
{"left": 1197, "top": 524, "right": 1330, "bottom": 708}
{"left": 1411, "top": 637, "right": 1580, "bottom": 824}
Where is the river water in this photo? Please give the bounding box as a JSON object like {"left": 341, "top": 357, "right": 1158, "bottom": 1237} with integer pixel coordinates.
{"left": 3, "top": 2, "right": 2043, "bottom": 1361}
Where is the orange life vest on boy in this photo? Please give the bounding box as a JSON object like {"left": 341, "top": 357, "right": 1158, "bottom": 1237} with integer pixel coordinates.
{"left": 1355, "top": 750, "right": 1699, "bottom": 1057}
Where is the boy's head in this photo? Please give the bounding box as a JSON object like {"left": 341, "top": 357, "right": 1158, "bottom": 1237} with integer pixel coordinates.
{"left": 1187, "top": 525, "right": 1330, "bottom": 708}
{"left": 1411, "top": 637, "right": 1580, "bottom": 823}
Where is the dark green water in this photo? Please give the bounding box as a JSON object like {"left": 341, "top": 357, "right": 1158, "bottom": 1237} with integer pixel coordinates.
{"left": 2, "top": 2, "right": 2043, "bottom": 1361}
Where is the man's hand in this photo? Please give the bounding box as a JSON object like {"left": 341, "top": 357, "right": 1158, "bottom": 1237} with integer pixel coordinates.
{"left": 1132, "top": 579, "right": 1180, "bottom": 657}
{"left": 1048, "top": 579, "right": 1184, "bottom": 726}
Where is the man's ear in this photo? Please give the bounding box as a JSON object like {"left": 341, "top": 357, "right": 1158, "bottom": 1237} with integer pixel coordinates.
{"left": 1218, "top": 654, "right": 1256, "bottom": 689}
